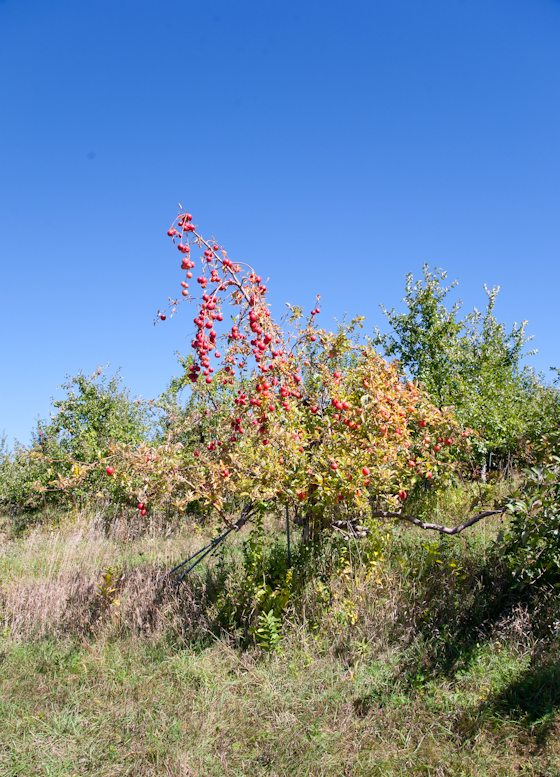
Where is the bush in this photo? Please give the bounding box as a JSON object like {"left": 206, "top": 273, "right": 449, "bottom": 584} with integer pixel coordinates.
{"left": 504, "top": 432, "right": 560, "bottom": 585}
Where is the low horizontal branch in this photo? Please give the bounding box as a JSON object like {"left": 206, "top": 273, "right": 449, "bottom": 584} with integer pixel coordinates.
{"left": 370, "top": 509, "right": 504, "bottom": 536}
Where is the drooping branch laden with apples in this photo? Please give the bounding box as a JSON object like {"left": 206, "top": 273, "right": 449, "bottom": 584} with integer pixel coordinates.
{"left": 46, "top": 209, "right": 501, "bottom": 538}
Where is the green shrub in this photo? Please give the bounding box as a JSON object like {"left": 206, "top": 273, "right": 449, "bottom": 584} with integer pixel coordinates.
{"left": 504, "top": 432, "right": 560, "bottom": 585}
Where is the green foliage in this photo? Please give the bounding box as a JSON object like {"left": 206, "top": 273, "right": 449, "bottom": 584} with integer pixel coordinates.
{"left": 255, "top": 609, "right": 283, "bottom": 652}
{"left": 0, "top": 367, "right": 153, "bottom": 512}
{"left": 373, "top": 265, "right": 560, "bottom": 464}
{"left": 38, "top": 366, "right": 153, "bottom": 460}
{"left": 504, "top": 433, "right": 560, "bottom": 585}
{"left": 373, "top": 266, "right": 464, "bottom": 402}
{"left": 210, "top": 516, "right": 295, "bottom": 643}
{"left": 96, "top": 566, "right": 122, "bottom": 609}
{"left": 0, "top": 433, "right": 36, "bottom": 513}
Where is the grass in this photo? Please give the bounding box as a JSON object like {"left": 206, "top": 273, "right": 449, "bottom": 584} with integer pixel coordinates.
{"left": 1, "top": 487, "right": 560, "bottom": 776}
{"left": 2, "top": 633, "right": 559, "bottom": 776}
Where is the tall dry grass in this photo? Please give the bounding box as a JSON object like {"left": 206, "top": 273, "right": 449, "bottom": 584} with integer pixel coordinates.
{"left": 0, "top": 509, "right": 217, "bottom": 642}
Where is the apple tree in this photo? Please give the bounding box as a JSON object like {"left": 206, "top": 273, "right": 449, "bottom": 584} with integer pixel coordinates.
{"left": 44, "top": 209, "right": 487, "bottom": 541}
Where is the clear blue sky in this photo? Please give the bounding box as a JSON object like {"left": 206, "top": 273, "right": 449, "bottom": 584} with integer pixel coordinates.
{"left": 2, "top": 0, "right": 559, "bottom": 446}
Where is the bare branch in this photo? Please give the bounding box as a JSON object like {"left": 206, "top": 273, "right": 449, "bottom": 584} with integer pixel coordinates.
{"left": 371, "top": 509, "right": 504, "bottom": 535}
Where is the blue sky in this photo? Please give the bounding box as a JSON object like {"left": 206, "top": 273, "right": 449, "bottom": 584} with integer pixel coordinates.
{"left": 1, "top": 0, "right": 559, "bottom": 446}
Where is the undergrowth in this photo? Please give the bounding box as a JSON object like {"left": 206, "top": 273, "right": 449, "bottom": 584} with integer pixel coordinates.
{"left": 1, "top": 481, "right": 560, "bottom": 776}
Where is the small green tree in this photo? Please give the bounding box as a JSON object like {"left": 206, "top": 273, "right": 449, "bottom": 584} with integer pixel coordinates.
{"left": 0, "top": 367, "right": 153, "bottom": 512}
{"left": 373, "top": 265, "right": 559, "bottom": 468}
{"left": 373, "top": 267, "right": 464, "bottom": 406}
{"left": 35, "top": 366, "right": 153, "bottom": 460}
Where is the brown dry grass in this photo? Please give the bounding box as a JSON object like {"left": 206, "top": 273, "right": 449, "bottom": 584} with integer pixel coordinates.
{"left": 0, "top": 509, "right": 216, "bottom": 642}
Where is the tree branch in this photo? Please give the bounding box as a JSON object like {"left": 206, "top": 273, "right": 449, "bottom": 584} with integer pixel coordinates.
{"left": 233, "top": 502, "right": 257, "bottom": 531}
{"left": 370, "top": 509, "right": 504, "bottom": 535}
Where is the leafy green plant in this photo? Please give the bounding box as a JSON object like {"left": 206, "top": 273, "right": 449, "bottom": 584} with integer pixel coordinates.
{"left": 254, "top": 609, "right": 283, "bottom": 652}
{"left": 39, "top": 366, "right": 153, "bottom": 460}
{"left": 207, "top": 514, "right": 295, "bottom": 643}
{"left": 504, "top": 433, "right": 560, "bottom": 585}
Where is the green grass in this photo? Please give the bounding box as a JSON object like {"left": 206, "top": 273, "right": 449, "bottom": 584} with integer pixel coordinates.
{"left": 1, "top": 491, "right": 560, "bottom": 776}
{"left": 1, "top": 633, "right": 559, "bottom": 776}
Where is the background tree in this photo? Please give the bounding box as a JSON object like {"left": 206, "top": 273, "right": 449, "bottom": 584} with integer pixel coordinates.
{"left": 0, "top": 367, "right": 153, "bottom": 512}
{"left": 373, "top": 265, "right": 560, "bottom": 469}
